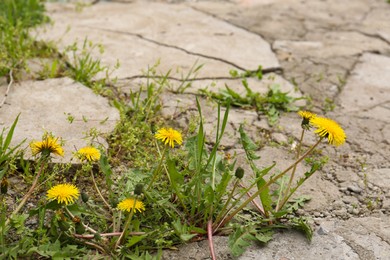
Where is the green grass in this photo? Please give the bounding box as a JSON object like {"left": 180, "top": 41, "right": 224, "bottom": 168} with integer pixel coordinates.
{"left": 0, "top": 0, "right": 49, "bottom": 78}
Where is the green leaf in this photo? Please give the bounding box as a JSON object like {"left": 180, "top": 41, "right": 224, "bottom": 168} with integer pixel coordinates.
{"left": 254, "top": 229, "right": 273, "bottom": 243}
{"left": 256, "top": 177, "right": 272, "bottom": 215}
{"left": 167, "top": 159, "right": 184, "bottom": 186}
{"left": 172, "top": 219, "right": 197, "bottom": 242}
{"left": 228, "top": 226, "right": 256, "bottom": 256}
{"left": 291, "top": 217, "right": 313, "bottom": 241}
{"left": 239, "top": 125, "right": 260, "bottom": 160}
{"left": 126, "top": 234, "right": 148, "bottom": 247}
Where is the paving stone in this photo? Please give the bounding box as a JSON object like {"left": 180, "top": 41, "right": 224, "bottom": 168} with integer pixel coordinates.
{"left": 338, "top": 53, "right": 390, "bottom": 119}
{"left": 367, "top": 168, "right": 390, "bottom": 190}
{"left": 162, "top": 230, "right": 359, "bottom": 260}
{"left": 39, "top": 2, "right": 280, "bottom": 79}
{"left": 321, "top": 217, "right": 390, "bottom": 260}
{"left": 0, "top": 78, "right": 119, "bottom": 163}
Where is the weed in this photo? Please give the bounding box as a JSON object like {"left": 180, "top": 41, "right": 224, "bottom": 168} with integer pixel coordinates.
{"left": 0, "top": 0, "right": 49, "bottom": 78}
{"left": 201, "top": 78, "right": 304, "bottom": 125}
{"left": 323, "top": 97, "right": 336, "bottom": 113}
{"left": 64, "top": 38, "right": 108, "bottom": 86}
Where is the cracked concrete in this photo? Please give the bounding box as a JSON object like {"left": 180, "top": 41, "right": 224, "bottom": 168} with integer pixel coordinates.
{"left": 2, "top": 0, "right": 390, "bottom": 259}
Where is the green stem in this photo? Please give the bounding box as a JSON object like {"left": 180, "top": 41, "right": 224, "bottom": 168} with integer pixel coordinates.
{"left": 4, "top": 160, "right": 46, "bottom": 227}
{"left": 115, "top": 199, "right": 137, "bottom": 248}
{"left": 64, "top": 207, "right": 99, "bottom": 235}
{"left": 213, "top": 178, "right": 240, "bottom": 229}
{"left": 90, "top": 169, "right": 112, "bottom": 211}
{"left": 277, "top": 129, "right": 305, "bottom": 211}
{"left": 146, "top": 145, "right": 168, "bottom": 190}
{"left": 216, "top": 138, "right": 323, "bottom": 230}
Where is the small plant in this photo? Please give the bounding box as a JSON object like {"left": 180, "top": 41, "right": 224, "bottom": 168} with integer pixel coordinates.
{"left": 201, "top": 78, "right": 305, "bottom": 125}
{"left": 0, "top": 0, "right": 49, "bottom": 78}
{"left": 64, "top": 38, "right": 109, "bottom": 86}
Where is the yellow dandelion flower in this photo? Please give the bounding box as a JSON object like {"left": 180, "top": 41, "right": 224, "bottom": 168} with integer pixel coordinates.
{"left": 298, "top": 111, "right": 317, "bottom": 129}
{"left": 117, "top": 198, "right": 145, "bottom": 213}
{"left": 155, "top": 128, "right": 183, "bottom": 148}
{"left": 298, "top": 111, "right": 316, "bottom": 120}
{"left": 47, "top": 183, "right": 80, "bottom": 205}
{"left": 30, "top": 136, "right": 64, "bottom": 157}
{"left": 76, "top": 146, "right": 101, "bottom": 162}
{"left": 310, "top": 116, "right": 346, "bottom": 146}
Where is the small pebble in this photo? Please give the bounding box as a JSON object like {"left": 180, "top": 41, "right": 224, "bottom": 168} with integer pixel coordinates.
{"left": 352, "top": 208, "right": 360, "bottom": 215}
{"left": 317, "top": 226, "right": 329, "bottom": 235}
{"left": 347, "top": 185, "right": 362, "bottom": 194}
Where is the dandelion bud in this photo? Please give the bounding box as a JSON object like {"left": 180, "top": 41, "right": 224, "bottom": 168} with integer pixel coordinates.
{"left": 58, "top": 220, "right": 70, "bottom": 231}
{"left": 235, "top": 167, "right": 245, "bottom": 179}
{"left": 81, "top": 192, "right": 89, "bottom": 203}
{"left": 75, "top": 222, "right": 85, "bottom": 234}
{"left": 134, "top": 184, "right": 143, "bottom": 196}
{"left": 1, "top": 177, "right": 9, "bottom": 194}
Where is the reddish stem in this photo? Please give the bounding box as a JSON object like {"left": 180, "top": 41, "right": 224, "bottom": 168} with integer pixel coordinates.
{"left": 207, "top": 219, "right": 217, "bottom": 260}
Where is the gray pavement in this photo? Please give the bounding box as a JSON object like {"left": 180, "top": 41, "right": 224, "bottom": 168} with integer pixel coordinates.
{"left": 1, "top": 0, "right": 390, "bottom": 259}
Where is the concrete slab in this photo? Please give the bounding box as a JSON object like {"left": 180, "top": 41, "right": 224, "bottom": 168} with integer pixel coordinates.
{"left": 0, "top": 78, "right": 119, "bottom": 162}
{"left": 38, "top": 2, "right": 279, "bottom": 79}
{"left": 162, "top": 229, "right": 359, "bottom": 260}
{"left": 338, "top": 53, "right": 390, "bottom": 115}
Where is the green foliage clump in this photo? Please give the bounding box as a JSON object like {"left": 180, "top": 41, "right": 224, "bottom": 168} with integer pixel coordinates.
{"left": 201, "top": 79, "right": 305, "bottom": 126}
{"left": 0, "top": 0, "right": 49, "bottom": 78}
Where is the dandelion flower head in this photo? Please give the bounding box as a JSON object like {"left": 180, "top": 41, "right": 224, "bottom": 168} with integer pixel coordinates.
{"left": 76, "top": 146, "right": 101, "bottom": 162}
{"left": 30, "top": 136, "right": 64, "bottom": 157}
{"left": 155, "top": 128, "right": 183, "bottom": 148}
{"left": 310, "top": 116, "right": 346, "bottom": 146}
{"left": 117, "top": 198, "right": 145, "bottom": 213}
{"left": 47, "top": 183, "right": 80, "bottom": 205}
{"left": 298, "top": 111, "right": 317, "bottom": 129}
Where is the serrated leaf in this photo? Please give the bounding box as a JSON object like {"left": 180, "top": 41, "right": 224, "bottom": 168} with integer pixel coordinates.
{"left": 291, "top": 218, "right": 313, "bottom": 241}
{"left": 239, "top": 125, "right": 260, "bottom": 160}
{"left": 254, "top": 229, "right": 273, "bottom": 243}
{"left": 228, "top": 227, "right": 256, "bottom": 256}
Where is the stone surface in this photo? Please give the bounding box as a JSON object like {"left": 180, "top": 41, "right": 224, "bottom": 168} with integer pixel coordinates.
{"left": 0, "top": 78, "right": 119, "bottom": 162}
{"left": 163, "top": 230, "right": 359, "bottom": 260}
{"left": 38, "top": 2, "right": 280, "bottom": 79}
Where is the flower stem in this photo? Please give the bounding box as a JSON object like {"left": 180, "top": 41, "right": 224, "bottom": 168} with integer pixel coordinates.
{"left": 90, "top": 169, "right": 112, "bottom": 211}
{"left": 64, "top": 207, "right": 99, "bottom": 235}
{"left": 115, "top": 199, "right": 137, "bottom": 248}
{"left": 213, "top": 178, "right": 240, "bottom": 229}
{"left": 276, "top": 129, "right": 305, "bottom": 212}
{"left": 207, "top": 219, "right": 216, "bottom": 260}
{"left": 216, "top": 138, "right": 323, "bottom": 230}
{"left": 5, "top": 160, "right": 46, "bottom": 227}
{"left": 146, "top": 145, "right": 168, "bottom": 190}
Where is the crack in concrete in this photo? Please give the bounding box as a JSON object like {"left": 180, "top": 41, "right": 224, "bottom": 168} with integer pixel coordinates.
{"left": 188, "top": 5, "right": 275, "bottom": 44}
{"left": 85, "top": 26, "right": 280, "bottom": 74}
{"left": 341, "top": 236, "right": 376, "bottom": 260}
{"left": 119, "top": 69, "right": 281, "bottom": 83}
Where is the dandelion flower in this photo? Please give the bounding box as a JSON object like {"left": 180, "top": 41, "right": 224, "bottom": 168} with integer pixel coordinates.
{"left": 76, "top": 146, "right": 101, "bottom": 162}
{"left": 155, "top": 128, "right": 183, "bottom": 148}
{"left": 47, "top": 183, "right": 80, "bottom": 205}
{"left": 117, "top": 198, "right": 145, "bottom": 213}
{"left": 30, "top": 136, "right": 64, "bottom": 157}
{"left": 298, "top": 111, "right": 317, "bottom": 129}
{"left": 310, "top": 116, "right": 346, "bottom": 146}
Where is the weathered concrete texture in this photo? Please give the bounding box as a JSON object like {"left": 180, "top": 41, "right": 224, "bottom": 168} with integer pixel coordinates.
{"left": 0, "top": 78, "right": 119, "bottom": 162}
{"left": 162, "top": 229, "right": 359, "bottom": 260}
{"left": 338, "top": 53, "right": 390, "bottom": 120}
{"left": 187, "top": 0, "right": 390, "bottom": 102}
{"left": 39, "top": 2, "right": 279, "bottom": 79}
